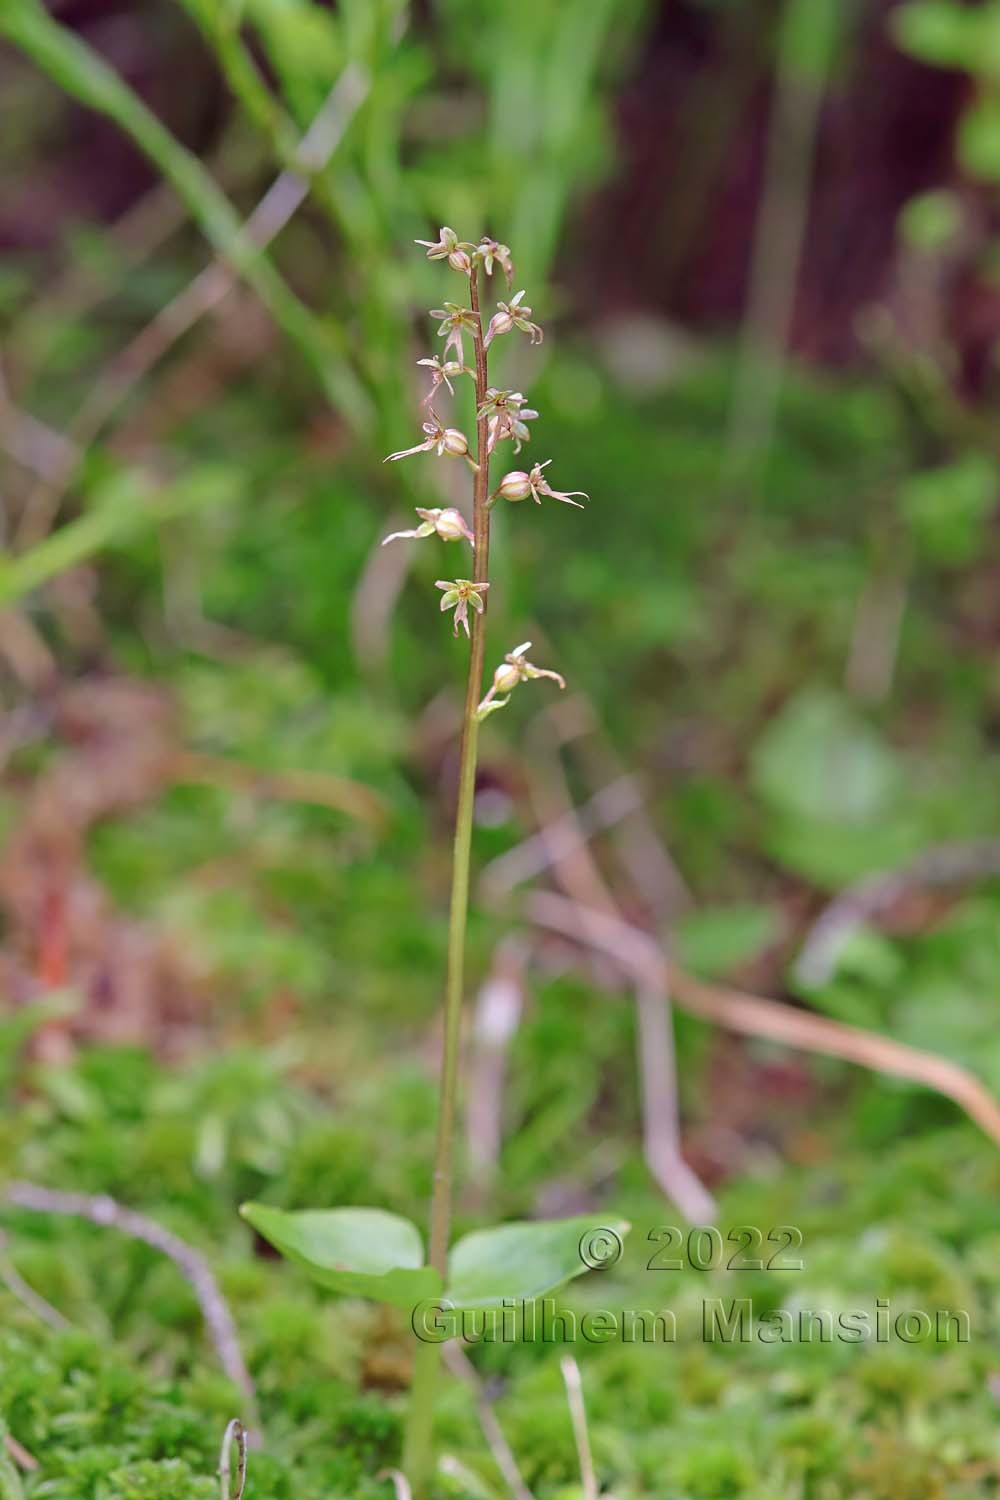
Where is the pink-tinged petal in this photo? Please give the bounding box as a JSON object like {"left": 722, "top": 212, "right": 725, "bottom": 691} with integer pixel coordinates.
{"left": 384, "top": 441, "right": 433, "bottom": 463}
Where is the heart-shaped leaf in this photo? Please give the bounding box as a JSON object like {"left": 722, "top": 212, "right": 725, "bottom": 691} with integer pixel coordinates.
{"left": 240, "top": 1203, "right": 441, "bottom": 1309}
{"left": 446, "top": 1216, "right": 630, "bottom": 1311}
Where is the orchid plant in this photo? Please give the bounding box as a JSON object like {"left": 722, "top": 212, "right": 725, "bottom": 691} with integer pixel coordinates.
{"left": 241, "top": 232, "right": 628, "bottom": 1497}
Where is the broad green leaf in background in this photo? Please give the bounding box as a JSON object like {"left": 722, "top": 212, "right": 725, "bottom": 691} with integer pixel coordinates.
{"left": 445, "top": 1217, "right": 631, "bottom": 1311}
{"left": 959, "top": 94, "right": 1000, "bottom": 183}
{"left": 675, "top": 904, "right": 784, "bottom": 979}
{"left": 240, "top": 1204, "right": 441, "bottom": 1309}
{"left": 900, "top": 453, "right": 998, "bottom": 566}
{"left": 891, "top": 1, "right": 988, "bottom": 69}
{"left": 750, "top": 689, "right": 920, "bottom": 887}
{"left": 752, "top": 688, "right": 901, "bottom": 828}
{"left": 898, "top": 189, "right": 963, "bottom": 252}
{"left": 242, "top": 0, "right": 344, "bottom": 120}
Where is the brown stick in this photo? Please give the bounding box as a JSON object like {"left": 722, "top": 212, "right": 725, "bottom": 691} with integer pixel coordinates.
{"left": 795, "top": 838, "right": 1000, "bottom": 987}
{"left": 14, "top": 68, "right": 368, "bottom": 551}
{"left": 442, "top": 1343, "right": 534, "bottom": 1500}
{"left": 170, "top": 750, "right": 387, "bottom": 828}
{"left": 3, "top": 1433, "right": 39, "bottom": 1472}
{"left": 3, "top": 1182, "right": 259, "bottom": 1429}
{"left": 527, "top": 890, "right": 1000, "bottom": 1149}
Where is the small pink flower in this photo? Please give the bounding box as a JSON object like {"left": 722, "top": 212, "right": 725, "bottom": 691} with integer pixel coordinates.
{"left": 417, "top": 355, "right": 473, "bottom": 404}
{"left": 474, "top": 237, "right": 514, "bottom": 288}
{"left": 478, "top": 389, "right": 539, "bottom": 454}
{"left": 435, "top": 578, "right": 490, "bottom": 638}
{"left": 430, "top": 303, "right": 481, "bottom": 361}
{"left": 489, "top": 460, "right": 586, "bottom": 509}
{"left": 415, "top": 226, "right": 474, "bottom": 275}
{"left": 384, "top": 413, "right": 477, "bottom": 469}
{"left": 483, "top": 290, "right": 543, "bottom": 349}
{"left": 476, "top": 641, "right": 566, "bottom": 720}
{"left": 381, "top": 507, "right": 474, "bottom": 547}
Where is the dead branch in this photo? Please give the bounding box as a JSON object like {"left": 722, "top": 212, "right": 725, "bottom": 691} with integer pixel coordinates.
{"left": 14, "top": 66, "right": 369, "bottom": 551}
{"left": 796, "top": 839, "right": 1000, "bottom": 988}
{"left": 171, "top": 750, "right": 387, "bottom": 829}
{"left": 465, "top": 936, "right": 529, "bottom": 1188}
{"left": 2, "top": 1182, "right": 258, "bottom": 1430}
{"left": 442, "top": 1343, "right": 534, "bottom": 1500}
{"left": 527, "top": 890, "right": 1000, "bottom": 1150}
{"left": 2, "top": 1434, "right": 38, "bottom": 1473}
{"left": 0, "top": 1228, "right": 71, "bottom": 1331}
{"left": 217, "top": 1418, "right": 248, "bottom": 1500}
{"left": 479, "top": 775, "right": 644, "bottom": 902}
{"left": 560, "top": 1357, "right": 597, "bottom": 1500}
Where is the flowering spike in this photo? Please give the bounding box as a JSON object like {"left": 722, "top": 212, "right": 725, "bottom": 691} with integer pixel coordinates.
{"left": 381, "top": 506, "right": 473, "bottom": 547}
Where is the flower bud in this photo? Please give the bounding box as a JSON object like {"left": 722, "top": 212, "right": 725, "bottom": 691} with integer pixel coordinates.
{"left": 492, "top": 662, "right": 521, "bottom": 693}
{"left": 496, "top": 471, "right": 532, "bottom": 501}
{"left": 441, "top": 428, "right": 470, "bottom": 458}
{"left": 484, "top": 309, "right": 515, "bottom": 346}
{"left": 434, "top": 507, "right": 473, "bottom": 541}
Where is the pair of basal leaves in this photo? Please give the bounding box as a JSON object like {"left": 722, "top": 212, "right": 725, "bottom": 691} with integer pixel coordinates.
{"left": 241, "top": 1203, "right": 630, "bottom": 1312}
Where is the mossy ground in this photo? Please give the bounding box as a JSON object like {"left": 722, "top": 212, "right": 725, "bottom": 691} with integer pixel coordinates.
{"left": 3, "top": 359, "right": 1000, "bottom": 1496}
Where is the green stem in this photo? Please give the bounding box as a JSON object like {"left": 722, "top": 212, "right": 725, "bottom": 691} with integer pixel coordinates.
{"left": 403, "top": 266, "right": 491, "bottom": 1497}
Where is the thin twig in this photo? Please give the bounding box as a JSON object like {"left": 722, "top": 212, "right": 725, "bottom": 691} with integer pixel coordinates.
{"left": 523, "top": 709, "right": 618, "bottom": 917}
{"left": 218, "top": 1419, "right": 247, "bottom": 1500}
{"left": 536, "top": 694, "right": 693, "bottom": 920}
{"left": 170, "top": 750, "right": 387, "bottom": 828}
{"left": 527, "top": 890, "right": 1000, "bottom": 1149}
{"left": 633, "top": 979, "right": 717, "bottom": 1223}
{"left": 15, "top": 66, "right": 369, "bottom": 551}
{"left": 3, "top": 1183, "right": 258, "bottom": 1429}
{"left": 0, "top": 360, "right": 78, "bottom": 483}
{"left": 465, "top": 936, "right": 529, "bottom": 1185}
{"left": 442, "top": 1343, "right": 534, "bottom": 1500}
{"left": 512, "top": 722, "right": 712, "bottom": 1219}
{"left": 479, "top": 775, "right": 644, "bottom": 901}
{"left": 724, "top": 0, "right": 840, "bottom": 488}
{"left": 350, "top": 511, "right": 417, "bottom": 682}
{"left": 2, "top": 1436, "right": 37, "bottom": 1474}
{"left": 376, "top": 1471, "right": 413, "bottom": 1500}
{"left": 796, "top": 839, "right": 1000, "bottom": 988}
{"left": 560, "top": 1357, "right": 598, "bottom": 1500}
{"left": 0, "top": 1230, "right": 71, "bottom": 1331}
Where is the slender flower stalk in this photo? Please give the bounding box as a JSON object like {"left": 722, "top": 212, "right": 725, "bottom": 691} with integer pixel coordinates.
{"left": 238, "top": 232, "right": 604, "bottom": 1500}
{"left": 394, "top": 233, "right": 580, "bottom": 1497}
{"left": 401, "top": 261, "right": 492, "bottom": 1498}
